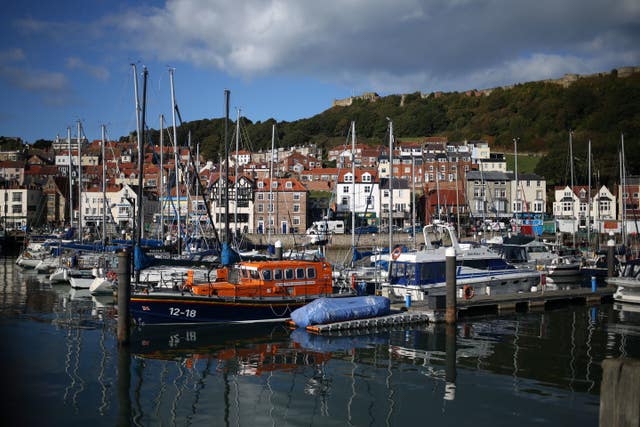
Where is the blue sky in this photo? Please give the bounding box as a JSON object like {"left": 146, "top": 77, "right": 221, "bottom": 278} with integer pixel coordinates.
{"left": 1, "top": 0, "right": 639, "bottom": 143}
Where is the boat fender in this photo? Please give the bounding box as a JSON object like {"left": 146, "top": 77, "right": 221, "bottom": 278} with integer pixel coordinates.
{"left": 463, "top": 285, "right": 475, "bottom": 300}
{"left": 391, "top": 247, "right": 402, "bottom": 260}
{"left": 106, "top": 271, "right": 117, "bottom": 281}
{"left": 351, "top": 274, "right": 356, "bottom": 289}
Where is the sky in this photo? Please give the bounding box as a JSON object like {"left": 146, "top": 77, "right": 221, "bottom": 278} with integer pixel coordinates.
{"left": 1, "top": 0, "right": 639, "bottom": 143}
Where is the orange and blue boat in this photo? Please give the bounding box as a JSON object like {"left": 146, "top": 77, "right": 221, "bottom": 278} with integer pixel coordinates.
{"left": 130, "top": 258, "right": 347, "bottom": 325}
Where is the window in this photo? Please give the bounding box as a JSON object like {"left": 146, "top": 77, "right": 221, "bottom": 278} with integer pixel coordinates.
{"left": 257, "top": 182, "right": 264, "bottom": 188}
{"left": 344, "top": 174, "right": 353, "bottom": 182}
{"left": 292, "top": 216, "right": 300, "bottom": 225}
{"left": 343, "top": 187, "right": 349, "bottom": 193}
{"left": 257, "top": 193, "right": 264, "bottom": 200}
{"left": 285, "top": 268, "right": 294, "bottom": 280}
{"left": 362, "top": 174, "right": 371, "bottom": 182}
{"left": 296, "top": 268, "right": 305, "bottom": 279}
{"left": 12, "top": 205, "right": 21, "bottom": 214}
{"left": 262, "top": 270, "right": 272, "bottom": 281}
{"left": 12, "top": 193, "right": 21, "bottom": 202}
{"left": 364, "top": 186, "right": 370, "bottom": 194}
{"left": 258, "top": 204, "right": 264, "bottom": 213}
{"left": 285, "top": 181, "right": 292, "bottom": 189}
{"left": 293, "top": 204, "right": 300, "bottom": 212}
{"left": 293, "top": 193, "right": 300, "bottom": 200}
{"left": 274, "top": 269, "right": 282, "bottom": 280}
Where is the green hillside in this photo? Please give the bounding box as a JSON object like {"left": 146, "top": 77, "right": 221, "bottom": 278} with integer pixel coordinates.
{"left": 142, "top": 68, "right": 640, "bottom": 188}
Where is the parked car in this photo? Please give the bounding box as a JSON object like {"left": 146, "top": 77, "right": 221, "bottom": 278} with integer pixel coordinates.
{"left": 380, "top": 225, "right": 402, "bottom": 233}
{"left": 354, "top": 225, "right": 379, "bottom": 234}
{"left": 403, "top": 225, "right": 423, "bottom": 234}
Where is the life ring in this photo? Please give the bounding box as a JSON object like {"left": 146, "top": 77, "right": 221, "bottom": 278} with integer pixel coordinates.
{"left": 391, "top": 247, "right": 402, "bottom": 260}
{"left": 463, "top": 285, "right": 475, "bottom": 300}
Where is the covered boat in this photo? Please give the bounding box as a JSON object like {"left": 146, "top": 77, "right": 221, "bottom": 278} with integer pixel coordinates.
{"left": 289, "top": 296, "right": 391, "bottom": 328}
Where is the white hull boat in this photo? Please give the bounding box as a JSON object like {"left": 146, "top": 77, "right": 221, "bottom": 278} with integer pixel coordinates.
{"left": 609, "top": 260, "right": 640, "bottom": 304}
{"left": 381, "top": 223, "right": 542, "bottom": 302}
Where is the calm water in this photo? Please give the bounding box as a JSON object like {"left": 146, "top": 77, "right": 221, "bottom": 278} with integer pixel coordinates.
{"left": 1, "top": 256, "right": 639, "bottom": 426}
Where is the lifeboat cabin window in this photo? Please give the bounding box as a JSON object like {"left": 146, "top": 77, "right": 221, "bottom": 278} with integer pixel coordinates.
{"left": 250, "top": 270, "right": 260, "bottom": 280}
{"left": 306, "top": 267, "right": 316, "bottom": 279}
{"left": 262, "top": 270, "right": 272, "bottom": 281}
{"left": 285, "top": 268, "right": 294, "bottom": 280}
{"left": 274, "top": 268, "right": 283, "bottom": 280}
{"left": 296, "top": 267, "right": 305, "bottom": 279}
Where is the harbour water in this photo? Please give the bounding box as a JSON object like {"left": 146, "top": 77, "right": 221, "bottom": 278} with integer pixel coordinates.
{"left": 1, "top": 255, "right": 639, "bottom": 426}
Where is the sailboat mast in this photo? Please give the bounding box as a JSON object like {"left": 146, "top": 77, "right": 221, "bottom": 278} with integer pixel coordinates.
{"left": 169, "top": 68, "right": 182, "bottom": 255}
{"left": 411, "top": 155, "right": 416, "bottom": 248}
{"left": 224, "top": 90, "right": 230, "bottom": 245}
{"left": 137, "top": 66, "right": 147, "bottom": 246}
{"left": 587, "top": 140, "right": 591, "bottom": 247}
{"left": 159, "top": 115, "right": 164, "bottom": 242}
{"left": 268, "top": 124, "right": 275, "bottom": 243}
{"left": 388, "top": 119, "right": 393, "bottom": 253}
{"left": 67, "top": 126, "right": 73, "bottom": 230}
{"left": 514, "top": 137, "right": 519, "bottom": 233}
{"left": 570, "top": 131, "right": 576, "bottom": 247}
{"left": 132, "top": 64, "right": 142, "bottom": 242}
{"left": 351, "top": 121, "right": 356, "bottom": 251}
{"left": 77, "top": 120, "right": 83, "bottom": 244}
{"left": 621, "top": 133, "right": 627, "bottom": 247}
{"left": 101, "top": 125, "right": 107, "bottom": 247}
{"left": 234, "top": 108, "right": 240, "bottom": 237}
{"left": 436, "top": 160, "right": 441, "bottom": 221}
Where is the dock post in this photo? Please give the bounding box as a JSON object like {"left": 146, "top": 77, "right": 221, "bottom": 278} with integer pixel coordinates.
{"left": 607, "top": 237, "right": 616, "bottom": 279}
{"left": 117, "top": 248, "right": 131, "bottom": 345}
{"left": 445, "top": 247, "right": 457, "bottom": 324}
{"left": 275, "top": 240, "right": 283, "bottom": 260}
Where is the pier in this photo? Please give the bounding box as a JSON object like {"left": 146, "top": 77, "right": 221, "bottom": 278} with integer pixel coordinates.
{"left": 301, "top": 286, "right": 615, "bottom": 334}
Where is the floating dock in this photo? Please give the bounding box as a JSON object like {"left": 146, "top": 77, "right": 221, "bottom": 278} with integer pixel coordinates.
{"left": 295, "top": 286, "right": 616, "bottom": 334}
{"left": 293, "top": 310, "right": 434, "bottom": 333}
{"left": 454, "top": 286, "right": 615, "bottom": 315}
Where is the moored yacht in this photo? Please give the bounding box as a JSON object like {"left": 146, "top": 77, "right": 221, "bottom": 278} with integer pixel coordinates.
{"left": 381, "top": 223, "right": 542, "bottom": 302}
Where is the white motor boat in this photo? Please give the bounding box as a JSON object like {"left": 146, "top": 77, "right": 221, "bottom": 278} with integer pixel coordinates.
{"left": 381, "top": 223, "right": 542, "bottom": 302}
{"left": 610, "top": 260, "right": 640, "bottom": 304}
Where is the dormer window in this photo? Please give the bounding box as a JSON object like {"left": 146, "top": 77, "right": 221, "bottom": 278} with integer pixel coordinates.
{"left": 344, "top": 174, "right": 353, "bottom": 183}
{"left": 257, "top": 182, "right": 264, "bottom": 188}
{"left": 285, "top": 181, "right": 292, "bottom": 189}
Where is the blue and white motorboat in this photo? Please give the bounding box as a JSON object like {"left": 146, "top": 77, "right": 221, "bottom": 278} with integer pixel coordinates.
{"left": 381, "top": 223, "right": 542, "bottom": 302}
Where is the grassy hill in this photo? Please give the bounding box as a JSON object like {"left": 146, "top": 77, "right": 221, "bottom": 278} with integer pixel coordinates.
{"left": 139, "top": 68, "right": 639, "bottom": 188}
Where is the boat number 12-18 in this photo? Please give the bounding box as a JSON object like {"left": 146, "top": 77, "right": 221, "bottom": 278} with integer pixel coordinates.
{"left": 169, "top": 307, "right": 197, "bottom": 318}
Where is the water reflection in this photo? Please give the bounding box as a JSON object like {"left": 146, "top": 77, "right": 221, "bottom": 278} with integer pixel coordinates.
{"left": 3, "top": 256, "right": 640, "bottom": 426}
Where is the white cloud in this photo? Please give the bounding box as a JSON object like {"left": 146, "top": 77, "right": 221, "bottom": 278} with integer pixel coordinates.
{"left": 19, "top": 0, "right": 640, "bottom": 95}
{"left": 0, "top": 48, "right": 25, "bottom": 63}
{"left": 0, "top": 65, "right": 68, "bottom": 92}
{"left": 66, "top": 57, "right": 110, "bottom": 81}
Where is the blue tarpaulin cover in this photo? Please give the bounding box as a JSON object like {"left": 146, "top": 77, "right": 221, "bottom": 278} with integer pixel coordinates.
{"left": 290, "top": 296, "right": 390, "bottom": 328}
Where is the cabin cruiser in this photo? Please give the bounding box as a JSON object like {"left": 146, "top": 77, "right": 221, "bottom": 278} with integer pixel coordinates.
{"left": 380, "top": 223, "right": 542, "bottom": 302}
{"left": 498, "top": 236, "right": 581, "bottom": 287}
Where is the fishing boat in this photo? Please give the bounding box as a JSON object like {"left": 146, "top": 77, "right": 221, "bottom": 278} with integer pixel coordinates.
{"left": 380, "top": 222, "right": 542, "bottom": 302}
{"left": 130, "top": 256, "right": 352, "bottom": 325}
{"left": 610, "top": 259, "right": 640, "bottom": 304}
